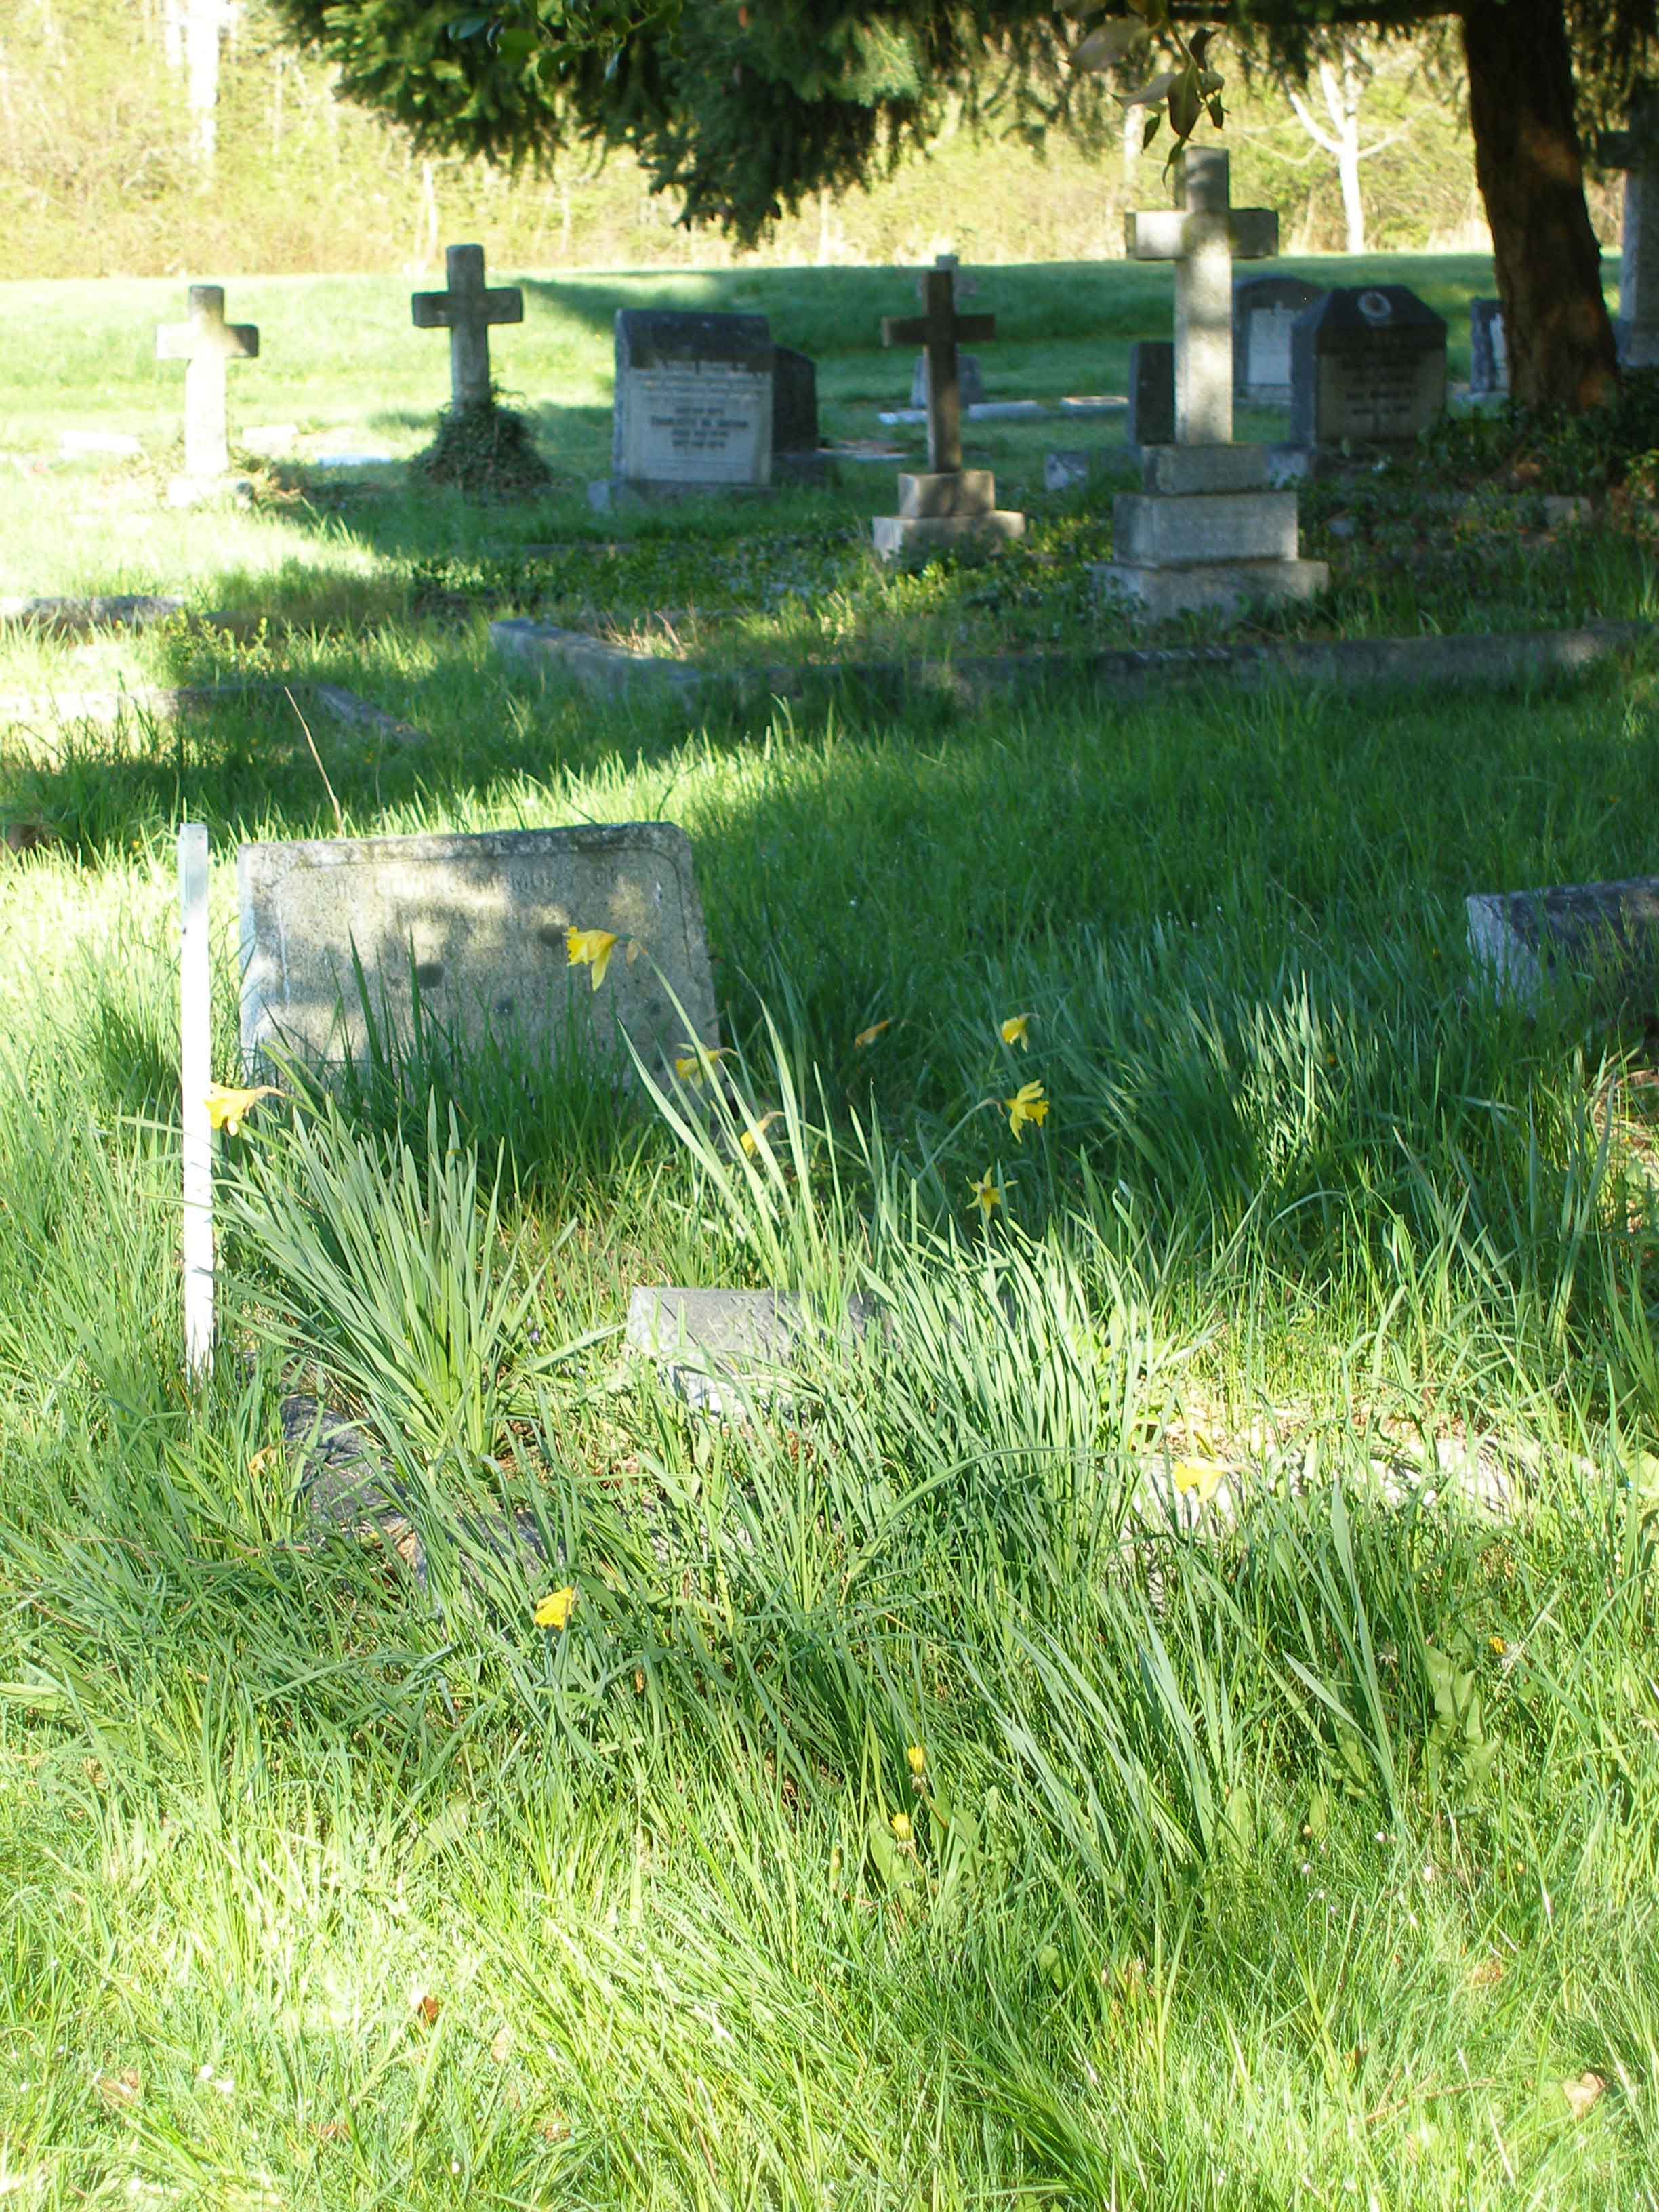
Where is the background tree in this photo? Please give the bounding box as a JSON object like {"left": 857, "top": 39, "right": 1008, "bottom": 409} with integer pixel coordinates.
{"left": 267, "top": 0, "right": 1656, "bottom": 411}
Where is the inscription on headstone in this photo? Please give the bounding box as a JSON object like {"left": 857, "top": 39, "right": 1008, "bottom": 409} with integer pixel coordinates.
{"left": 1290, "top": 287, "right": 1448, "bottom": 451}
{"left": 603, "top": 311, "right": 773, "bottom": 501}
{"left": 239, "top": 823, "right": 718, "bottom": 1077}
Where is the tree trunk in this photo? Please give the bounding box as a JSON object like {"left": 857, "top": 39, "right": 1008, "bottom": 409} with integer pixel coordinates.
{"left": 1460, "top": 0, "right": 1617, "bottom": 409}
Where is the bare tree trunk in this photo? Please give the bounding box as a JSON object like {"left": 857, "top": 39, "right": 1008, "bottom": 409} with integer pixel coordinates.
{"left": 1330, "top": 60, "right": 1366, "bottom": 254}
{"left": 1460, "top": 0, "right": 1617, "bottom": 409}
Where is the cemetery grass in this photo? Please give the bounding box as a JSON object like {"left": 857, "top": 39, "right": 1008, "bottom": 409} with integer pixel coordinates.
{"left": 7, "top": 642, "right": 1659, "bottom": 2203}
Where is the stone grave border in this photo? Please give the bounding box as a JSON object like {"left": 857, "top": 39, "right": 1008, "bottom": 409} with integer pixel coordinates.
{"left": 491, "top": 614, "right": 1650, "bottom": 714}
{"left": 0, "top": 676, "right": 426, "bottom": 744}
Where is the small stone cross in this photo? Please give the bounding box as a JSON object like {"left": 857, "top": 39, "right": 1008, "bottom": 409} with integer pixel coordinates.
{"left": 411, "top": 243, "right": 525, "bottom": 410}
{"left": 1598, "top": 100, "right": 1659, "bottom": 365}
{"left": 1124, "top": 150, "right": 1277, "bottom": 446}
{"left": 881, "top": 254, "right": 996, "bottom": 474}
{"left": 155, "top": 283, "right": 259, "bottom": 481}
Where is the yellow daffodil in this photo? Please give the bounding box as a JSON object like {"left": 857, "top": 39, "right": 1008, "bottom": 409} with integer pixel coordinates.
{"left": 907, "top": 1744, "right": 927, "bottom": 1777}
{"left": 533, "top": 1586, "right": 577, "bottom": 1631}
{"left": 1001, "top": 1015, "right": 1032, "bottom": 1050}
{"left": 890, "top": 1811, "right": 912, "bottom": 1844}
{"left": 1489, "top": 1635, "right": 1507, "bottom": 1656}
{"left": 566, "top": 928, "right": 620, "bottom": 990}
{"left": 855, "top": 1019, "right": 893, "bottom": 1048}
{"left": 204, "top": 1083, "right": 279, "bottom": 1137}
{"left": 1172, "top": 1458, "right": 1227, "bottom": 1505}
{"left": 739, "top": 1111, "right": 780, "bottom": 1158}
{"left": 1005, "top": 1080, "right": 1049, "bottom": 1141}
{"left": 673, "top": 1045, "right": 731, "bottom": 1086}
{"left": 970, "top": 1168, "right": 1003, "bottom": 1219}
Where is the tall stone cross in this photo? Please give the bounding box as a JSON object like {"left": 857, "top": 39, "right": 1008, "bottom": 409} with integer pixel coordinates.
{"left": 880, "top": 255, "right": 996, "bottom": 474}
{"left": 1124, "top": 149, "right": 1277, "bottom": 447}
{"left": 155, "top": 283, "right": 259, "bottom": 481}
{"left": 411, "top": 243, "right": 525, "bottom": 410}
{"left": 1598, "top": 99, "right": 1659, "bottom": 367}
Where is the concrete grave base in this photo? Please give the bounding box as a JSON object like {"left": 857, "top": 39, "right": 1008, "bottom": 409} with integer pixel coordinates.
{"left": 589, "top": 477, "right": 777, "bottom": 511}
{"left": 1091, "top": 556, "right": 1329, "bottom": 621}
{"left": 872, "top": 512, "right": 1026, "bottom": 564}
{"left": 1468, "top": 877, "right": 1659, "bottom": 1008}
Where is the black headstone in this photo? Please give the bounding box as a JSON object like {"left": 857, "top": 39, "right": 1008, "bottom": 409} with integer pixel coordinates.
{"left": 1126, "top": 340, "right": 1175, "bottom": 449}
{"left": 911, "top": 352, "right": 985, "bottom": 409}
{"left": 773, "top": 346, "right": 819, "bottom": 454}
{"left": 1288, "top": 287, "right": 1448, "bottom": 451}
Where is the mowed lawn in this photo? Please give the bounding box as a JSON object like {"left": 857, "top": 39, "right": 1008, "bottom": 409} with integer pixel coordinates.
{"left": 1, "top": 264, "right": 1659, "bottom": 2208}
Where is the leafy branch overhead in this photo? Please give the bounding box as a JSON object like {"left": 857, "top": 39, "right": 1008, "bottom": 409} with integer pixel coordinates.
{"left": 1068, "top": 1, "right": 1226, "bottom": 162}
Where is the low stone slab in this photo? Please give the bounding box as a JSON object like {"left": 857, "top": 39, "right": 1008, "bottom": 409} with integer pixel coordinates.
{"left": 1113, "top": 489, "right": 1300, "bottom": 565}
{"left": 1092, "top": 557, "right": 1328, "bottom": 620}
{"left": 1468, "top": 877, "right": 1659, "bottom": 1006}
{"left": 627, "top": 1285, "right": 875, "bottom": 1414}
{"left": 872, "top": 510, "right": 1026, "bottom": 564}
{"left": 239, "top": 822, "right": 718, "bottom": 1080}
{"left": 0, "top": 594, "right": 184, "bottom": 633}
{"left": 1045, "top": 449, "right": 1111, "bottom": 493}
{"left": 1140, "top": 444, "right": 1270, "bottom": 497}
{"left": 58, "top": 430, "right": 142, "bottom": 461}
{"left": 492, "top": 618, "right": 703, "bottom": 704}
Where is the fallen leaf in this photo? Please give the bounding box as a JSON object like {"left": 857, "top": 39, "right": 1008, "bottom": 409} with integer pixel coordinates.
{"left": 538, "top": 2111, "right": 571, "bottom": 2144}
{"left": 489, "top": 2026, "right": 513, "bottom": 2065}
{"left": 249, "top": 1443, "right": 282, "bottom": 1479}
{"left": 415, "top": 1993, "right": 441, "bottom": 2026}
{"left": 1469, "top": 1955, "right": 1506, "bottom": 1988}
{"left": 1563, "top": 2070, "right": 1606, "bottom": 2120}
{"left": 314, "top": 2121, "right": 348, "bottom": 2142}
{"left": 96, "top": 2068, "right": 140, "bottom": 2110}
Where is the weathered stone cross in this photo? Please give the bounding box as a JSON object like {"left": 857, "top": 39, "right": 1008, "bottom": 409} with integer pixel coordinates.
{"left": 411, "top": 243, "right": 525, "bottom": 409}
{"left": 880, "top": 254, "right": 996, "bottom": 474}
{"left": 1124, "top": 149, "right": 1277, "bottom": 446}
{"left": 155, "top": 283, "right": 259, "bottom": 480}
{"left": 1597, "top": 100, "right": 1659, "bottom": 367}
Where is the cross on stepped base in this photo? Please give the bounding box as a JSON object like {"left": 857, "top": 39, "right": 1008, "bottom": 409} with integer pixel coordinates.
{"left": 1597, "top": 102, "right": 1659, "bottom": 368}
{"left": 155, "top": 283, "right": 259, "bottom": 483}
{"left": 873, "top": 255, "right": 1025, "bottom": 566}
{"left": 411, "top": 243, "right": 524, "bottom": 409}
{"left": 1091, "top": 150, "right": 1326, "bottom": 624}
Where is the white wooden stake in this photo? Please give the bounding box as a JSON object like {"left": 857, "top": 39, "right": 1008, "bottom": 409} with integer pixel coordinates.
{"left": 178, "top": 821, "right": 215, "bottom": 1380}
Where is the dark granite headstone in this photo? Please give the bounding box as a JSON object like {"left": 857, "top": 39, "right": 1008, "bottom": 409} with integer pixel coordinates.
{"left": 1233, "top": 275, "right": 1326, "bottom": 402}
{"left": 772, "top": 344, "right": 830, "bottom": 484}
{"left": 1469, "top": 298, "right": 1509, "bottom": 396}
{"left": 1289, "top": 287, "right": 1448, "bottom": 451}
{"left": 1127, "top": 340, "right": 1176, "bottom": 449}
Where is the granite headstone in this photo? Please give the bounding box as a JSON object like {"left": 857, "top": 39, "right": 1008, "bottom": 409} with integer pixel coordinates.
{"left": 1126, "top": 340, "right": 1176, "bottom": 450}
{"left": 1233, "top": 275, "right": 1325, "bottom": 403}
{"left": 592, "top": 310, "right": 774, "bottom": 508}
{"left": 1289, "top": 286, "right": 1448, "bottom": 452}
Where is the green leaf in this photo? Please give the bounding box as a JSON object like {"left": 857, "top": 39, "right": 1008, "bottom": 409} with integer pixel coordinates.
{"left": 495, "top": 25, "right": 541, "bottom": 52}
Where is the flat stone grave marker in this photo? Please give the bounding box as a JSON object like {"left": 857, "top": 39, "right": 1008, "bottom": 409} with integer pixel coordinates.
{"left": 239, "top": 823, "right": 718, "bottom": 1079}
{"left": 1233, "top": 275, "right": 1325, "bottom": 403}
{"left": 411, "top": 243, "right": 525, "bottom": 410}
{"left": 1598, "top": 102, "right": 1659, "bottom": 368}
{"left": 628, "top": 1285, "right": 876, "bottom": 1415}
{"left": 1469, "top": 299, "right": 1509, "bottom": 396}
{"left": 155, "top": 282, "right": 259, "bottom": 484}
{"left": 592, "top": 310, "right": 774, "bottom": 509}
{"left": 1468, "top": 877, "right": 1659, "bottom": 1007}
{"left": 1289, "top": 286, "right": 1447, "bottom": 453}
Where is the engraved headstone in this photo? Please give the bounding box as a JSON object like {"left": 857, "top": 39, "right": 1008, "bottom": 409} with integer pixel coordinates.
{"left": 411, "top": 243, "right": 525, "bottom": 409}
{"left": 155, "top": 283, "right": 259, "bottom": 483}
{"left": 773, "top": 345, "right": 829, "bottom": 484}
{"left": 1233, "top": 275, "right": 1326, "bottom": 403}
{"left": 1469, "top": 298, "right": 1509, "bottom": 396}
{"left": 1289, "top": 287, "right": 1448, "bottom": 451}
{"left": 592, "top": 310, "right": 774, "bottom": 509}
{"left": 1127, "top": 340, "right": 1175, "bottom": 450}
{"left": 239, "top": 823, "right": 718, "bottom": 1079}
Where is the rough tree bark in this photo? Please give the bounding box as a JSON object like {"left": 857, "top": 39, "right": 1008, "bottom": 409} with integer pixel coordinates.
{"left": 1460, "top": 0, "right": 1618, "bottom": 409}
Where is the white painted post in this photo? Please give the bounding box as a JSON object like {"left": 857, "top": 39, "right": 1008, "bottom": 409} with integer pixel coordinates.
{"left": 178, "top": 822, "right": 215, "bottom": 1380}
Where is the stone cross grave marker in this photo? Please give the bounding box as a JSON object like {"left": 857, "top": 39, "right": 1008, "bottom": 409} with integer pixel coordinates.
{"left": 1598, "top": 104, "right": 1659, "bottom": 368}
{"left": 239, "top": 823, "right": 718, "bottom": 1080}
{"left": 1122, "top": 149, "right": 1277, "bottom": 447}
{"left": 411, "top": 244, "right": 525, "bottom": 409}
{"left": 880, "top": 254, "right": 998, "bottom": 475}
{"left": 155, "top": 283, "right": 259, "bottom": 481}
